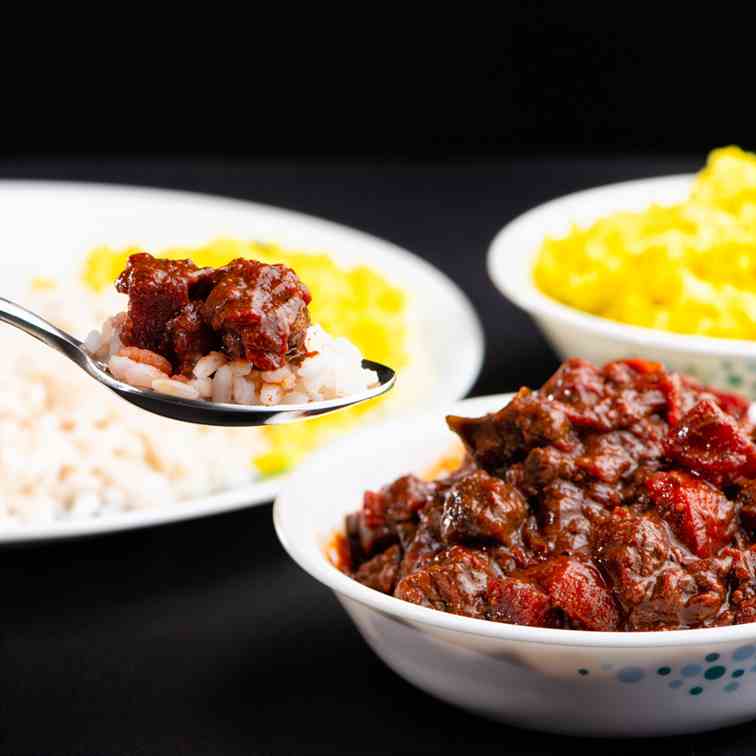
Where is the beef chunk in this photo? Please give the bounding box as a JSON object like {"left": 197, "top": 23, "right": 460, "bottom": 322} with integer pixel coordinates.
{"left": 116, "top": 253, "right": 214, "bottom": 354}
{"left": 201, "top": 258, "right": 311, "bottom": 371}
{"left": 647, "top": 469, "right": 736, "bottom": 558}
{"left": 164, "top": 301, "right": 217, "bottom": 375}
{"left": 345, "top": 503, "right": 394, "bottom": 561}
{"left": 665, "top": 399, "right": 756, "bottom": 486}
{"left": 398, "top": 501, "right": 444, "bottom": 578}
{"left": 374, "top": 475, "right": 437, "bottom": 525}
{"left": 447, "top": 387, "right": 576, "bottom": 473}
{"left": 726, "top": 547, "right": 756, "bottom": 624}
{"left": 629, "top": 562, "right": 720, "bottom": 630}
{"left": 440, "top": 469, "right": 527, "bottom": 546}
{"left": 537, "top": 480, "right": 595, "bottom": 554}
{"left": 540, "top": 358, "right": 666, "bottom": 432}
{"left": 521, "top": 446, "right": 577, "bottom": 493}
{"left": 394, "top": 546, "right": 494, "bottom": 619}
{"left": 576, "top": 431, "right": 648, "bottom": 484}
{"left": 543, "top": 358, "right": 689, "bottom": 433}
{"left": 594, "top": 510, "right": 670, "bottom": 602}
{"left": 594, "top": 508, "right": 730, "bottom": 629}
{"left": 350, "top": 475, "right": 437, "bottom": 562}
{"left": 680, "top": 556, "right": 730, "bottom": 626}
{"left": 593, "top": 510, "right": 672, "bottom": 628}
{"left": 286, "top": 302, "right": 311, "bottom": 365}
{"left": 353, "top": 545, "right": 402, "bottom": 594}
{"left": 395, "top": 522, "right": 418, "bottom": 551}
{"left": 540, "top": 358, "right": 610, "bottom": 430}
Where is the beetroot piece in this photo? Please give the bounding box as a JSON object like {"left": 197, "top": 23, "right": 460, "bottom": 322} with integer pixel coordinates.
{"left": 646, "top": 469, "right": 736, "bottom": 558}
{"left": 487, "top": 577, "right": 556, "bottom": 627}
{"left": 664, "top": 399, "right": 756, "bottom": 485}
{"left": 530, "top": 556, "right": 620, "bottom": 631}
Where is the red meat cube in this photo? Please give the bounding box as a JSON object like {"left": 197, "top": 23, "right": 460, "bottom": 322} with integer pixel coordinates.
{"left": 116, "top": 253, "right": 205, "bottom": 354}
{"left": 440, "top": 469, "right": 527, "bottom": 546}
{"left": 664, "top": 398, "right": 756, "bottom": 485}
{"left": 352, "top": 545, "right": 402, "bottom": 594}
{"left": 646, "top": 469, "right": 736, "bottom": 558}
{"left": 394, "top": 546, "right": 494, "bottom": 619}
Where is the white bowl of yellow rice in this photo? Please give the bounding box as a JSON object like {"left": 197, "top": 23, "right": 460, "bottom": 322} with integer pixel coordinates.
{"left": 488, "top": 147, "right": 756, "bottom": 396}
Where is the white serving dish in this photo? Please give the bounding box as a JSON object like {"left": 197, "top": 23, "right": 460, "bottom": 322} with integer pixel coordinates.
{"left": 488, "top": 174, "right": 756, "bottom": 396}
{"left": 274, "top": 394, "right": 756, "bottom": 737}
{"left": 0, "top": 181, "right": 484, "bottom": 544}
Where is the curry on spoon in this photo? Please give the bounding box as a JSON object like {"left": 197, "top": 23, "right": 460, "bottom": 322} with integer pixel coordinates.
{"left": 0, "top": 253, "right": 395, "bottom": 426}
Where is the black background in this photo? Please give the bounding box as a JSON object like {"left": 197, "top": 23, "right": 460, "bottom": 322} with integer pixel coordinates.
{"left": 4, "top": 10, "right": 756, "bottom": 159}
{"left": 3, "top": 13, "right": 756, "bottom": 756}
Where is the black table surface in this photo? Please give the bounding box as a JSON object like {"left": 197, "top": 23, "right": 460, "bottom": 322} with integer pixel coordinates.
{"left": 3, "top": 154, "right": 751, "bottom": 756}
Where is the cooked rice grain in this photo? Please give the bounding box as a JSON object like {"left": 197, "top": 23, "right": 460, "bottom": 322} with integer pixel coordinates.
{"left": 94, "top": 317, "right": 378, "bottom": 407}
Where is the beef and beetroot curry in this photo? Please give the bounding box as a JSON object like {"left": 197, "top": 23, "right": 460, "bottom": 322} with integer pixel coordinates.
{"left": 337, "top": 358, "right": 756, "bottom": 631}
{"left": 115, "top": 252, "right": 312, "bottom": 375}
{"left": 88, "top": 252, "right": 377, "bottom": 406}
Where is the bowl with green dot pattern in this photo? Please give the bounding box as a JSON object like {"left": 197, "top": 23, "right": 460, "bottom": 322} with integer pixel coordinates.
{"left": 276, "top": 394, "right": 756, "bottom": 737}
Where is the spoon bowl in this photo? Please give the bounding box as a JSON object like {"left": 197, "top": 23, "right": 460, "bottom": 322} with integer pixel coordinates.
{"left": 0, "top": 297, "right": 396, "bottom": 426}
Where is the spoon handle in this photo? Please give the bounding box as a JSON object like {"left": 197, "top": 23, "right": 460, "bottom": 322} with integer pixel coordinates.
{"left": 0, "top": 296, "right": 84, "bottom": 362}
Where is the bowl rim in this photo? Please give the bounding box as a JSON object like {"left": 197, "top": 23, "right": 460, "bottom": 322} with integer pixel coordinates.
{"left": 274, "top": 393, "right": 756, "bottom": 649}
{"left": 487, "top": 173, "right": 756, "bottom": 357}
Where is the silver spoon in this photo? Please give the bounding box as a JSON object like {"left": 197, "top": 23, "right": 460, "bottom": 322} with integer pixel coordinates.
{"left": 0, "top": 297, "right": 396, "bottom": 426}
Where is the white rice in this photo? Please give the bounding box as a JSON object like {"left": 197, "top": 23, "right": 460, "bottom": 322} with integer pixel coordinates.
{"left": 91, "top": 316, "right": 379, "bottom": 407}
{"left": 0, "top": 284, "right": 268, "bottom": 527}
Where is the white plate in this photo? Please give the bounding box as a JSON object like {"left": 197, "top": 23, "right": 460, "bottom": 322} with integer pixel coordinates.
{"left": 0, "top": 180, "right": 484, "bottom": 544}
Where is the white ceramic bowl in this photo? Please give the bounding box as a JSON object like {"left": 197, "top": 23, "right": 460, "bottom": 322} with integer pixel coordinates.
{"left": 488, "top": 175, "right": 756, "bottom": 397}
{"left": 274, "top": 395, "right": 756, "bottom": 737}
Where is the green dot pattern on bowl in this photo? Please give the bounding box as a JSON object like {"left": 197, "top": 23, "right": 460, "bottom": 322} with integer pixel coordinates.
{"left": 575, "top": 647, "right": 756, "bottom": 696}
{"left": 704, "top": 666, "right": 726, "bottom": 680}
{"left": 617, "top": 667, "right": 644, "bottom": 683}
